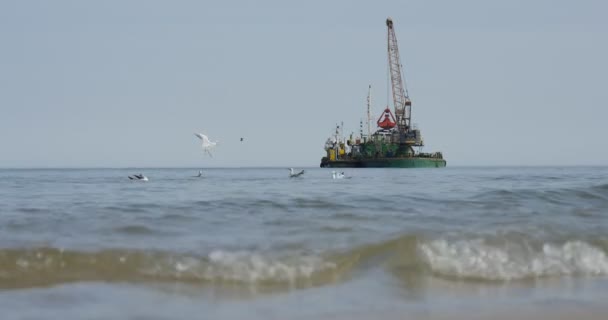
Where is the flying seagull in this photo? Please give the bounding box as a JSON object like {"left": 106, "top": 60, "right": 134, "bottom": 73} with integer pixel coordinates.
{"left": 194, "top": 133, "right": 217, "bottom": 157}
{"left": 288, "top": 168, "right": 305, "bottom": 178}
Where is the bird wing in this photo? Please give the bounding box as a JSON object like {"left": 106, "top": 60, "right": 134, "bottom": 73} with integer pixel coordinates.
{"left": 195, "top": 133, "right": 216, "bottom": 148}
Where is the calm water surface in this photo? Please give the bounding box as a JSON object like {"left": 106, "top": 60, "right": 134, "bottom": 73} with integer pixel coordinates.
{"left": 1, "top": 167, "right": 607, "bottom": 319}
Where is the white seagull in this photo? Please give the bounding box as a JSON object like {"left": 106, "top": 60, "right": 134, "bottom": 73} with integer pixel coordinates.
{"left": 332, "top": 171, "right": 349, "bottom": 179}
{"left": 194, "top": 133, "right": 217, "bottom": 157}
{"left": 288, "top": 168, "right": 305, "bottom": 178}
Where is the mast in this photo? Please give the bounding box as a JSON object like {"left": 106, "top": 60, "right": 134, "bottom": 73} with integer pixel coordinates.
{"left": 366, "top": 85, "right": 372, "bottom": 138}
{"left": 386, "top": 17, "right": 411, "bottom": 134}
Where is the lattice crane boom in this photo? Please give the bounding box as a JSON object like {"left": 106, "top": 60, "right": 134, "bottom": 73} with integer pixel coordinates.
{"left": 386, "top": 18, "right": 411, "bottom": 134}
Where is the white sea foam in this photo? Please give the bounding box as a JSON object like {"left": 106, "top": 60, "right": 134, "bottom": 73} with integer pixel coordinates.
{"left": 418, "top": 239, "right": 608, "bottom": 280}
{"left": 201, "top": 250, "right": 336, "bottom": 283}
{"left": 151, "top": 251, "right": 337, "bottom": 284}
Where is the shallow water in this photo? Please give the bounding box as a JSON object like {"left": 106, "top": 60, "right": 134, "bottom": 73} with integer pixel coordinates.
{"left": 1, "top": 167, "right": 608, "bottom": 319}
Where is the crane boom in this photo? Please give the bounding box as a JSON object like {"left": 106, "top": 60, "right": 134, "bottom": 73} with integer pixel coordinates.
{"left": 386, "top": 18, "right": 411, "bottom": 134}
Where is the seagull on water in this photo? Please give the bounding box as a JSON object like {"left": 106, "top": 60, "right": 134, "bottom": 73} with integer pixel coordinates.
{"left": 194, "top": 133, "right": 217, "bottom": 157}
{"left": 288, "top": 168, "right": 305, "bottom": 178}
{"left": 332, "top": 171, "right": 350, "bottom": 179}
{"left": 331, "top": 171, "right": 342, "bottom": 179}
{"left": 128, "top": 173, "right": 149, "bottom": 181}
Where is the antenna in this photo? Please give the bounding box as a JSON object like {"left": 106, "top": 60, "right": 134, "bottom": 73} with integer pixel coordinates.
{"left": 367, "top": 85, "right": 372, "bottom": 138}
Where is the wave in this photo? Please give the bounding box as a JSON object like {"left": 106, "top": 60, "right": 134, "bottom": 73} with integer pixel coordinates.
{"left": 319, "top": 225, "right": 353, "bottom": 232}
{"left": 417, "top": 239, "right": 608, "bottom": 280}
{"left": 291, "top": 197, "right": 352, "bottom": 209}
{"left": 593, "top": 183, "right": 608, "bottom": 192}
{"left": 16, "top": 207, "right": 48, "bottom": 214}
{"left": 331, "top": 235, "right": 608, "bottom": 281}
{"left": 182, "top": 184, "right": 608, "bottom": 215}
{"left": 113, "top": 225, "right": 158, "bottom": 235}
{"left": 201, "top": 250, "right": 338, "bottom": 283}
{"left": 0, "top": 247, "right": 345, "bottom": 290}
{"left": 2, "top": 235, "right": 607, "bottom": 289}
{"left": 102, "top": 204, "right": 161, "bottom": 213}
{"left": 330, "top": 212, "right": 373, "bottom": 220}
{"left": 472, "top": 184, "right": 608, "bottom": 205}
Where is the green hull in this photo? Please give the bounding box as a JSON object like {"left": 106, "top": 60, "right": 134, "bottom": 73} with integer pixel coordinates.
{"left": 320, "top": 157, "right": 446, "bottom": 168}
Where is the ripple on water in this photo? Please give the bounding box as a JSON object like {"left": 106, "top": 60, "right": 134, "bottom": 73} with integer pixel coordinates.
{"left": 113, "top": 225, "right": 158, "bottom": 235}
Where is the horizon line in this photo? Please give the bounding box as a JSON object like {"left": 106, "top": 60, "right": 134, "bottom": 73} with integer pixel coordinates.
{"left": 1, "top": 164, "right": 607, "bottom": 170}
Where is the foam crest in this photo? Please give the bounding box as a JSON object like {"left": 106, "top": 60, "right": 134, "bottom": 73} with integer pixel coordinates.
{"left": 419, "top": 239, "right": 608, "bottom": 280}
{"left": 203, "top": 250, "right": 336, "bottom": 283}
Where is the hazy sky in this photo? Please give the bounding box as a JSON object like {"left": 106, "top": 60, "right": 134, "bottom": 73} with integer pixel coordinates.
{"left": 1, "top": 0, "right": 606, "bottom": 167}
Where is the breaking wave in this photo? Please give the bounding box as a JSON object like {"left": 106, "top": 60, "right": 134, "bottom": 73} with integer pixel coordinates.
{"left": 0, "top": 247, "right": 343, "bottom": 289}
{"left": 2, "top": 234, "right": 607, "bottom": 289}
{"left": 418, "top": 239, "right": 608, "bottom": 280}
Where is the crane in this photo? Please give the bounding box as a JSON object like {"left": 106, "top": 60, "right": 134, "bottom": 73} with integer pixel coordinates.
{"left": 386, "top": 18, "right": 412, "bottom": 135}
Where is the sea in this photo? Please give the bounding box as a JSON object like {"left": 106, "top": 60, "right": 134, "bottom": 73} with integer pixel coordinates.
{"left": 0, "top": 167, "right": 607, "bottom": 320}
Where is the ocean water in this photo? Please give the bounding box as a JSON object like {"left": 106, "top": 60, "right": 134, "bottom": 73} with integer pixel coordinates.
{"left": 1, "top": 167, "right": 608, "bottom": 320}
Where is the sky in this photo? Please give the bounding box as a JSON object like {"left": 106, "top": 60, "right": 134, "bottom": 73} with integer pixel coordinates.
{"left": 0, "top": 0, "right": 606, "bottom": 167}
